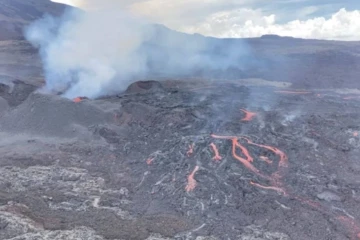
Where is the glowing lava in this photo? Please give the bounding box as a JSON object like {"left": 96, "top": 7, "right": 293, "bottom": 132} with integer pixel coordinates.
{"left": 242, "top": 137, "right": 288, "bottom": 169}
{"left": 354, "top": 132, "right": 359, "bottom": 137}
{"left": 208, "top": 132, "right": 358, "bottom": 238}
{"left": 210, "top": 143, "right": 222, "bottom": 161}
{"left": 250, "top": 181, "right": 287, "bottom": 195}
{"left": 73, "top": 97, "right": 87, "bottom": 103}
{"left": 187, "top": 143, "right": 195, "bottom": 157}
{"left": 211, "top": 134, "right": 269, "bottom": 180}
{"left": 259, "top": 156, "right": 273, "bottom": 164}
{"left": 240, "top": 109, "right": 257, "bottom": 122}
{"left": 275, "top": 90, "right": 312, "bottom": 94}
{"left": 146, "top": 157, "right": 154, "bottom": 165}
{"left": 211, "top": 134, "right": 288, "bottom": 195}
{"left": 185, "top": 166, "right": 200, "bottom": 192}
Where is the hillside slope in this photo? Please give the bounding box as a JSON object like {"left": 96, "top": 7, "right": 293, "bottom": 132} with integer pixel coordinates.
{"left": 0, "top": 0, "right": 66, "bottom": 40}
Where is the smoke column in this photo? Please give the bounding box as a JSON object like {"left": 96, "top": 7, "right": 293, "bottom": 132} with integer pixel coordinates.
{"left": 25, "top": 2, "right": 253, "bottom": 99}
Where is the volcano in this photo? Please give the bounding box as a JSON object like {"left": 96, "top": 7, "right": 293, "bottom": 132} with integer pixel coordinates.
{"left": 2, "top": 2, "right": 360, "bottom": 240}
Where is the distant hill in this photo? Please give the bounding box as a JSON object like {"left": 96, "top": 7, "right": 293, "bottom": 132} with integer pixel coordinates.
{"left": 0, "top": 0, "right": 66, "bottom": 40}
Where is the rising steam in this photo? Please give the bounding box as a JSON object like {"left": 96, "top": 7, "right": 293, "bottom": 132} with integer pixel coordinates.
{"left": 25, "top": 5, "right": 253, "bottom": 99}
{"left": 25, "top": 8, "right": 150, "bottom": 98}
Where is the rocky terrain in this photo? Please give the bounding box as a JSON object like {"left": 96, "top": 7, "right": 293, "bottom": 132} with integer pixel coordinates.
{"left": 1, "top": 79, "right": 360, "bottom": 239}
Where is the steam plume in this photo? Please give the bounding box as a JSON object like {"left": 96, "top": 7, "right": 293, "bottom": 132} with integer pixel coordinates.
{"left": 25, "top": 4, "right": 252, "bottom": 99}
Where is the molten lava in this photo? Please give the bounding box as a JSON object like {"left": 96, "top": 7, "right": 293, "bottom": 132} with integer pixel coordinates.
{"left": 259, "top": 156, "right": 273, "bottom": 164}
{"left": 209, "top": 129, "right": 359, "bottom": 238}
{"left": 242, "top": 138, "right": 288, "bottom": 169}
{"left": 240, "top": 109, "right": 257, "bottom": 122}
{"left": 211, "top": 134, "right": 288, "bottom": 194}
{"left": 211, "top": 134, "right": 268, "bottom": 179}
{"left": 185, "top": 166, "right": 200, "bottom": 192}
{"left": 187, "top": 143, "right": 195, "bottom": 157}
{"left": 146, "top": 157, "right": 154, "bottom": 165}
{"left": 73, "top": 97, "right": 87, "bottom": 103}
{"left": 250, "top": 181, "right": 287, "bottom": 195}
{"left": 210, "top": 143, "right": 222, "bottom": 161}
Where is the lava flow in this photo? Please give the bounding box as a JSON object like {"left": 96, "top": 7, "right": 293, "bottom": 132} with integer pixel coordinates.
{"left": 73, "top": 97, "right": 87, "bottom": 103}
{"left": 259, "top": 156, "right": 273, "bottom": 164}
{"left": 185, "top": 166, "right": 200, "bottom": 192}
{"left": 210, "top": 143, "right": 222, "bottom": 161}
{"left": 240, "top": 109, "right": 257, "bottom": 122}
{"left": 211, "top": 135, "right": 269, "bottom": 180}
{"left": 187, "top": 143, "right": 195, "bottom": 157}
{"left": 211, "top": 134, "right": 288, "bottom": 195}
{"left": 146, "top": 157, "right": 154, "bottom": 165}
{"left": 250, "top": 181, "right": 286, "bottom": 195}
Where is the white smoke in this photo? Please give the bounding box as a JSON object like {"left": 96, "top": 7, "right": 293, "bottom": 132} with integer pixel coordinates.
{"left": 25, "top": 8, "right": 149, "bottom": 98}
{"left": 25, "top": 2, "right": 255, "bottom": 99}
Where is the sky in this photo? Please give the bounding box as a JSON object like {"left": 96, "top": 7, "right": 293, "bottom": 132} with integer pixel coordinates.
{"left": 51, "top": 0, "right": 360, "bottom": 40}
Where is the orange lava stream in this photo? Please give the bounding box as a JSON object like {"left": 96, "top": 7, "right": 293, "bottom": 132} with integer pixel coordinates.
{"left": 185, "top": 166, "right": 200, "bottom": 192}
{"left": 210, "top": 143, "right": 222, "bottom": 161}
{"left": 73, "top": 97, "right": 83, "bottom": 103}
{"left": 210, "top": 133, "right": 360, "bottom": 238}
{"left": 275, "top": 91, "right": 312, "bottom": 94}
{"left": 242, "top": 138, "right": 288, "bottom": 169}
{"left": 259, "top": 156, "right": 273, "bottom": 164}
{"left": 146, "top": 157, "right": 154, "bottom": 165}
{"left": 187, "top": 143, "right": 195, "bottom": 157}
{"left": 211, "top": 134, "right": 270, "bottom": 180}
{"left": 250, "top": 181, "right": 287, "bottom": 195}
{"left": 73, "top": 96, "right": 88, "bottom": 103}
{"left": 240, "top": 109, "right": 257, "bottom": 122}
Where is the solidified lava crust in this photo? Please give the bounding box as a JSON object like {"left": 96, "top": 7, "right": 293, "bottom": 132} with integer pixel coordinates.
{"left": 1, "top": 80, "right": 360, "bottom": 239}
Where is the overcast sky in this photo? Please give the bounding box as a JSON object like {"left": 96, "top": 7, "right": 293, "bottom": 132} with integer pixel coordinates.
{"left": 52, "top": 0, "right": 360, "bottom": 40}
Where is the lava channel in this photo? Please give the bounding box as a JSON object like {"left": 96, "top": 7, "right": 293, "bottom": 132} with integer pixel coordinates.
{"left": 211, "top": 134, "right": 268, "bottom": 179}
{"left": 240, "top": 109, "right": 257, "bottom": 122}
{"left": 146, "top": 157, "right": 154, "bottom": 165}
{"left": 210, "top": 143, "right": 222, "bottom": 161}
{"left": 259, "top": 156, "right": 273, "bottom": 164}
{"left": 211, "top": 134, "right": 288, "bottom": 195}
{"left": 185, "top": 166, "right": 200, "bottom": 192}
{"left": 250, "top": 181, "right": 287, "bottom": 195}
